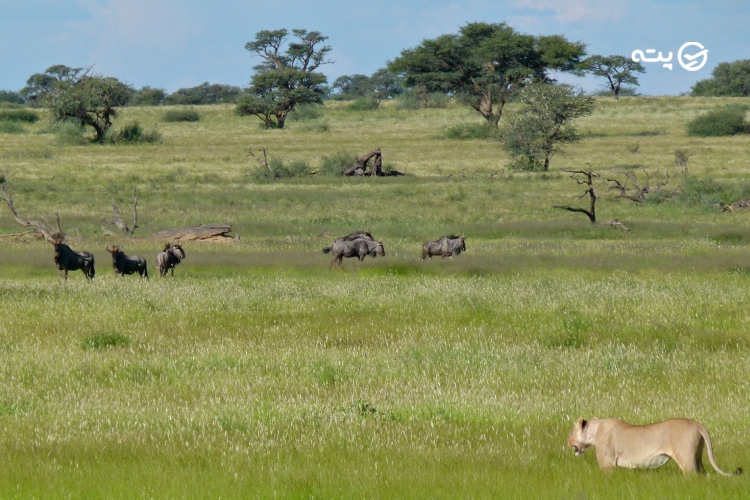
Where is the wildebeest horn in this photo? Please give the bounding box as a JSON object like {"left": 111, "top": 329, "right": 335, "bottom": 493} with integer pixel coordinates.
{"left": 105, "top": 244, "right": 111, "bottom": 252}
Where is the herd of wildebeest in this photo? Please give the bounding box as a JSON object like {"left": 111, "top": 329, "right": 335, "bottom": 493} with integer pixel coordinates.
{"left": 49, "top": 231, "right": 467, "bottom": 280}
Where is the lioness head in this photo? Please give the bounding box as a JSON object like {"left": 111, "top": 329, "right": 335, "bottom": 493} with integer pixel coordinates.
{"left": 567, "top": 417, "right": 591, "bottom": 456}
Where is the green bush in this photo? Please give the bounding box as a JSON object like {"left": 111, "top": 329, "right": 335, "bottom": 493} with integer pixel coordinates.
{"left": 0, "top": 109, "right": 39, "bottom": 123}
{"left": 287, "top": 103, "right": 325, "bottom": 121}
{"left": 249, "top": 158, "right": 312, "bottom": 182}
{"left": 0, "top": 121, "right": 24, "bottom": 134}
{"left": 348, "top": 96, "right": 379, "bottom": 110}
{"left": 163, "top": 108, "right": 201, "bottom": 122}
{"left": 51, "top": 120, "right": 90, "bottom": 145}
{"left": 318, "top": 151, "right": 357, "bottom": 176}
{"left": 393, "top": 89, "right": 450, "bottom": 110}
{"left": 114, "top": 122, "right": 161, "bottom": 143}
{"left": 0, "top": 90, "right": 25, "bottom": 104}
{"left": 686, "top": 105, "right": 749, "bottom": 136}
{"left": 678, "top": 175, "right": 750, "bottom": 207}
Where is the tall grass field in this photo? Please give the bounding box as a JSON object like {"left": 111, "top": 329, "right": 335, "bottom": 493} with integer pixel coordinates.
{"left": 1, "top": 97, "right": 750, "bottom": 498}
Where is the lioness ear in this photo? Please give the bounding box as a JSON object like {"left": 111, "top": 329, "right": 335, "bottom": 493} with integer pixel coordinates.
{"left": 581, "top": 419, "right": 588, "bottom": 429}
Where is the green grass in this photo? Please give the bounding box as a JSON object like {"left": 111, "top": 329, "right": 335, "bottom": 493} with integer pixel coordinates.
{"left": 1, "top": 97, "right": 750, "bottom": 497}
{"left": 0, "top": 270, "right": 748, "bottom": 497}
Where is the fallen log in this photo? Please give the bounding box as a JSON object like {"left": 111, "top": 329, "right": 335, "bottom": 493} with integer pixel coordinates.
{"left": 150, "top": 223, "right": 236, "bottom": 242}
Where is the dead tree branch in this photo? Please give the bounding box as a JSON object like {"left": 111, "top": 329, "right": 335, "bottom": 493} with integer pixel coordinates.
{"left": 553, "top": 167, "right": 601, "bottom": 223}
{"left": 102, "top": 186, "right": 140, "bottom": 235}
{"left": 247, "top": 147, "right": 273, "bottom": 173}
{"left": 606, "top": 167, "right": 672, "bottom": 203}
{"left": 0, "top": 184, "right": 62, "bottom": 241}
{"left": 605, "top": 219, "right": 631, "bottom": 232}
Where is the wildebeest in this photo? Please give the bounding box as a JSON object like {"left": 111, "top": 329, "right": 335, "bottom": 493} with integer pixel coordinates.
{"left": 336, "top": 231, "right": 375, "bottom": 242}
{"left": 322, "top": 237, "right": 385, "bottom": 270}
{"left": 156, "top": 243, "right": 185, "bottom": 277}
{"left": 106, "top": 245, "right": 148, "bottom": 279}
{"left": 421, "top": 235, "right": 466, "bottom": 260}
{"left": 52, "top": 239, "right": 95, "bottom": 281}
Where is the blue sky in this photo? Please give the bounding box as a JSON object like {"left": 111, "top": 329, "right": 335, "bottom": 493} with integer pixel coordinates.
{"left": 1, "top": 0, "right": 748, "bottom": 96}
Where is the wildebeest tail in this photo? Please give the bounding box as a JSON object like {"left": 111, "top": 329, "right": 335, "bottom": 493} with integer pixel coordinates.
{"left": 322, "top": 247, "right": 332, "bottom": 254}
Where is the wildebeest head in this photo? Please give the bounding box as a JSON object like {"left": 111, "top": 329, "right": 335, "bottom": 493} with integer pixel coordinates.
{"left": 372, "top": 239, "right": 385, "bottom": 257}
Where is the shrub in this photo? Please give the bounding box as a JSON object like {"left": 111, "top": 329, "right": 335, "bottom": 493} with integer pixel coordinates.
{"left": 51, "top": 120, "right": 90, "bottom": 145}
{"left": 0, "top": 109, "right": 39, "bottom": 123}
{"left": 0, "top": 90, "right": 25, "bottom": 104}
{"left": 163, "top": 108, "right": 201, "bottom": 122}
{"left": 348, "top": 96, "right": 379, "bottom": 110}
{"left": 318, "top": 151, "right": 357, "bottom": 176}
{"left": 0, "top": 121, "right": 24, "bottom": 134}
{"left": 686, "top": 105, "right": 749, "bottom": 136}
{"left": 114, "top": 122, "right": 161, "bottom": 143}
{"left": 678, "top": 175, "right": 750, "bottom": 207}
{"left": 287, "top": 103, "right": 325, "bottom": 121}
{"left": 249, "top": 158, "right": 312, "bottom": 182}
{"left": 393, "top": 89, "right": 450, "bottom": 110}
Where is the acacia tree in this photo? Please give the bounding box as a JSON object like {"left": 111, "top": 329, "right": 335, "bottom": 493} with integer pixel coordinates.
{"left": 237, "top": 29, "right": 331, "bottom": 128}
{"left": 24, "top": 65, "right": 132, "bottom": 142}
{"left": 502, "top": 83, "right": 594, "bottom": 171}
{"left": 585, "top": 55, "right": 645, "bottom": 99}
{"left": 387, "top": 22, "right": 586, "bottom": 127}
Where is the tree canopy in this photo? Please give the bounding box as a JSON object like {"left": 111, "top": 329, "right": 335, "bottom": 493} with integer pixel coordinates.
{"left": 23, "top": 65, "right": 132, "bottom": 142}
{"left": 585, "top": 55, "right": 645, "bottom": 99}
{"left": 237, "top": 29, "right": 331, "bottom": 128}
{"left": 691, "top": 59, "right": 750, "bottom": 97}
{"left": 330, "top": 69, "right": 404, "bottom": 101}
{"left": 387, "top": 22, "right": 586, "bottom": 127}
{"left": 166, "top": 83, "right": 242, "bottom": 105}
{"left": 502, "top": 83, "right": 594, "bottom": 171}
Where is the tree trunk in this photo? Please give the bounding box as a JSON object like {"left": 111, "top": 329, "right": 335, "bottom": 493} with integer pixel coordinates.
{"left": 150, "top": 223, "right": 236, "bottom": 242}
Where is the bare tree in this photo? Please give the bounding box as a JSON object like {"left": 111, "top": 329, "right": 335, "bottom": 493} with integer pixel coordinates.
{"left": 0, "top": 183, "right": 64, "bottom": 241}
{"left": 553, "top": 167, "right": 601, "bottom": 223}
{"left": 102, "top": 186, "right": 140, "bottom": 235}
{"left": 247, "top": 147, "right": 273, "bottom": 174}
{"left": 606, "top": 167, "right": 672, "bottom": 203}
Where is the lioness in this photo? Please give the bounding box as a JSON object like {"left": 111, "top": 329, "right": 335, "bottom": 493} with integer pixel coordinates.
{"left": 568, "top": 417, "right": 742, "bottom": 476}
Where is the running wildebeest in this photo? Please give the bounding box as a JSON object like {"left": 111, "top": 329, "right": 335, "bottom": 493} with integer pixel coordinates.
{"left": 322, "top": 237, "right": 385, "bottom": 270}
{"left": 52, "top": 239, "right": 95, "bottom": 281}
{"left": 156, "top": 243, "right": 185, "bottom": 277}
{"left": 421, "top": 235, "right": 466, "bottom": 260}
{"left": 106, "top": 245, "right": 148, "bottom": 279}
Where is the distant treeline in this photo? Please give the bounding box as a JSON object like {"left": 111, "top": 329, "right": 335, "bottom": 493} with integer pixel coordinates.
{"left": 2, "top": 58, "right": 749, "bottom": 108}
{"left": 0, "top": 82, "right": 244, "bottom": 107}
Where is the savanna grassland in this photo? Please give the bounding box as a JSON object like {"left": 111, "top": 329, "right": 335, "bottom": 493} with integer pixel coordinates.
{"left": 1, "top": 97, "right": 750, "bottom": 498}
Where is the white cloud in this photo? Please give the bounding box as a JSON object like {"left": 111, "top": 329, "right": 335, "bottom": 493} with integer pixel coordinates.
{"left": 74, "top": 0, "right": 195, "bottom": 51}
{"left": 512, "top": 0, "right": 626, "bottom": 23}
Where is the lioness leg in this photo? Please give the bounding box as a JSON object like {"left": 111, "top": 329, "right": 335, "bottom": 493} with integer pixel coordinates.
{"left": 596, "top": 447, "right": 617, "bottom": 472}
{"left": 673, "top": 440, "right": 705, "bottom": 474}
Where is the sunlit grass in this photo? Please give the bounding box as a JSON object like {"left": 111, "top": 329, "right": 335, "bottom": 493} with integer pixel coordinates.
{"left": 1, "top": 97, "right": 750, "bottom": 497}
